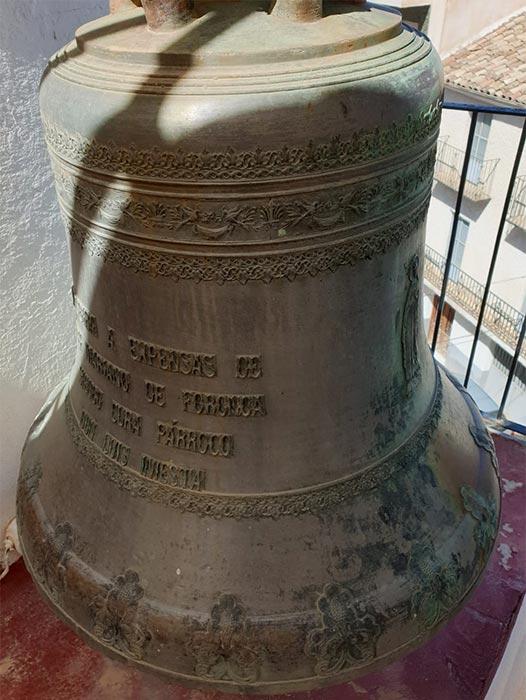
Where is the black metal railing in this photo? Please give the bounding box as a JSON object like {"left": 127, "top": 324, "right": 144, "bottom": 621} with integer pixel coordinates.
{"left": 435, "top": 138, "right": 499, "bottom": 201}
{"left": 507, "top": 173, "right": 526, "bottom": 229}
{"left": 429, "top": 101, "right": 526, "bottom": 434}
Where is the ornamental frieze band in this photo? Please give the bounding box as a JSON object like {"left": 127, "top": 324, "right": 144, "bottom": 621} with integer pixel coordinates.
{"left": 43, "top": 98, "right": 441, "bottom": 182}
{"left": 54, "top": 148, "right": 436, "bottom": 242}
{"left": 64, "top": 197, "right": 430, "bottom": 285}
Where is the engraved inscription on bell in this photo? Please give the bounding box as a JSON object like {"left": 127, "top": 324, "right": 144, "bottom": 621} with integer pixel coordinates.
{"left": 102, "top": 432, "right": 130, "bottom": 466}
{"left": 145, "top": 380, "right": 166, "bottom": 406}
{"left": 129, "top": 336, "right": 217, "bottom": 378}
{"left": 157, "top": 420, "right": 234, "bottom": 458}
{"left": 111, "top": 400, "right": 143, "bottom": 436}
{"left": 79, "top": 367, "right": 104, "bottom": 410}
{"left": 182, "top": 390, "right": 266, "bottom": 417}
{"left": 85, "top": 344, "right": 130, "bottom": 392}
{"left": 140, "top": 454, "right": 207, "bottom": 491}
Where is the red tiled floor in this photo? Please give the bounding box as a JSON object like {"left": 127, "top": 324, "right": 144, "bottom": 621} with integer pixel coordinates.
{"left": 1, "top": 434, "right": 525, "bottom": 700}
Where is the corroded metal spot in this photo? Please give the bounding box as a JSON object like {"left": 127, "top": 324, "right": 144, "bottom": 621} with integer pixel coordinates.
{"left": 461, "top": 484, "right": 499, "bottom": 569}
{"left": 18, "top": 460, "right": 43, "bottom": 503}
{"left": 408, "top": 542, "right": 465, "bottom": 630}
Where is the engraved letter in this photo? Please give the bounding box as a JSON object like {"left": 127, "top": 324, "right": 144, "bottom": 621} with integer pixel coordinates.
{"left": 107, "top": 327, "right": 115, "bottom": 350}
{"left": 80, "top": 411, "right": 97, "bottom": 441}
{"left": 145, "top": 380, "right": 166, "bottom": 407}
{"left": 236, "top": 355, "right": 263, "bottom": 379}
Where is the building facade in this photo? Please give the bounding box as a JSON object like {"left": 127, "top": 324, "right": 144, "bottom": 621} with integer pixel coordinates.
{"left": 423, "top": 10, "right": 526, "bottom": 424}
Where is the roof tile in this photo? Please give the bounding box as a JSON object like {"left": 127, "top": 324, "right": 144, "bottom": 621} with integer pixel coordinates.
{"left": 442, "top": 11, "right": 526, "bottom": 105}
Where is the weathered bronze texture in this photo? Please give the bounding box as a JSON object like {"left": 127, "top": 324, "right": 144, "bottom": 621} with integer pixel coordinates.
{"left": 17, "top": 0, "right": 500, "bottom": 693}
{"left": 109, "top": 0, "right": 142, "bottom": 14}
{"left": 142, "top": 0, "right": 192, "bottom": 30}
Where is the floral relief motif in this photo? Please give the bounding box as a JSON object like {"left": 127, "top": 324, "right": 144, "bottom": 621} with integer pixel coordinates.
{"left": 401, "top": 254, "right": 421, "bottom": 390}
{"left": 186, "top": 594, "right": 264, "bottom": 682}
{"left": 469, "top": 424, "right": 499, "bottom": 475}
{"left": 305, "top": 583, "right": 384, "bottom": 675}
{"left": 409, "top": 542, "right": 465, "bottom": 630}
{"left": 186, "top": 594, "right": 265, "bottom": 683}
{"left": 91, "top": 569, "right": 151, "bottom": 660}
{"left": 34, "top": 521, "right": 75, "bottom": 596}
{"left": 461, "top": 484, "right": 498, "bottom": 567}
{"left": 64, "top": 198, "right": 430, "bottom": 285}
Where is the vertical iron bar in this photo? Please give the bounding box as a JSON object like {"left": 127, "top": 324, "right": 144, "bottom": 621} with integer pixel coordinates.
{"left": 498, "top": 313, "right": 526, "bottom": 419}
{"left": 464, "top": 120, "right": 526, "bottom": 387}
{"left": 431, "top": 111, "right": 479, "bottom": 353}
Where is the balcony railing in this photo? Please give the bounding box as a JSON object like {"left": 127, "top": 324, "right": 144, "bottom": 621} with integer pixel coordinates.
{"left": 434, "top": 138, "right": 499, "bottom": 201}
{"left": 430, "top": 102, "right": 526, "bottom": 434}
{"left": 507, "top": 174, "right": 526, "bottom": 229}
{"left": 424, "top": 244, "right": 525, "bottom": 358}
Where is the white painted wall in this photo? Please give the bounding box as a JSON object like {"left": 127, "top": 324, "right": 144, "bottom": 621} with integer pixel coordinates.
{"left": 0, "top": 1, "right": 107, "bottom": 536}
{"left": 392, "top": 0, "right": 526, "bottom": 54}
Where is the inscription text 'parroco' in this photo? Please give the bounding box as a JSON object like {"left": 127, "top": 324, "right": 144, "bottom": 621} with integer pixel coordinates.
{"left": 157, "top": 420, "right": 233, "bottom": 457}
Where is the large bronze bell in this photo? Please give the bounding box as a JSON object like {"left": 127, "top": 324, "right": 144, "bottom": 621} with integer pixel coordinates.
{"left": 17, "top": 0, "right": 501, "bottom": 693}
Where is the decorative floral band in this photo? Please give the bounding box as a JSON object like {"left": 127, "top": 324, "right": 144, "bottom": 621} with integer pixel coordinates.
{"left": 65, "top": 196, "right": 431, "bottom": 284}
{"left": 55, "top": 148, "right": 435, "bottom": 243}
{"left": 43, "top": 98, "right": 441, "bottom": 182}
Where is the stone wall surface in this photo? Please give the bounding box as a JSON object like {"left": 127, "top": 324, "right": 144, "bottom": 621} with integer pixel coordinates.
{"left": 0, "top": 1, "right": 107, "bottom": 535}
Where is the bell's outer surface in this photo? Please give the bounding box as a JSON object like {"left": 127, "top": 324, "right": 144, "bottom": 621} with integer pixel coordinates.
{"left": 17, "top": 1, "right": 500, "bottom": 693}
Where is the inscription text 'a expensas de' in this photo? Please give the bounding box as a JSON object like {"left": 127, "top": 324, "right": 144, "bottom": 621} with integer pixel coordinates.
{"left": 157, "top": 420, "right": 233, "bottom": 458}
{"left": 129, "top": 336, "right": 216, "bottom": 377}
{"left": 182, "top": 390, "right": 266, "bottom": 417}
